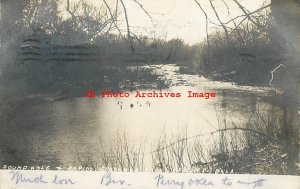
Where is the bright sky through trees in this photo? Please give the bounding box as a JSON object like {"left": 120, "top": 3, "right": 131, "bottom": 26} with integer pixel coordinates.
{"left": 85, "top": 0, "right": 269, "bottom": 44}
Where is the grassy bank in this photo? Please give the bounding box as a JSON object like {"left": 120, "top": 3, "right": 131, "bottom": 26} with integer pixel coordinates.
{"left": 73, "top": 107, "right": 296, "bottom": 174}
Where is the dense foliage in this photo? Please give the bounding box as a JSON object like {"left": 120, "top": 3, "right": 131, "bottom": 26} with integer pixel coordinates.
{"left": 193, "top": 14, "right": 287, "bottom": 86}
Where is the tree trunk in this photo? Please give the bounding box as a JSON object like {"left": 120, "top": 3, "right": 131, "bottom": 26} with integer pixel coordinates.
{"left": 271, "top": 0, "right": 300, "bottom": 175}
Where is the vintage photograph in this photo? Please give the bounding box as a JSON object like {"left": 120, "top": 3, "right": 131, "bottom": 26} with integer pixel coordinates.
{"left": 0, "top": 0, "right": 299, "bottom": 175}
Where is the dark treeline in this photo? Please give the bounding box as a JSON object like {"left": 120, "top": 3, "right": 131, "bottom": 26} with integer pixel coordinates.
{"left": 1, "top": 0, "right": 286, "bottom": 93}
{"left": 0, "top": 0, "right": 293, "bottom": 122}
{"left": 193, "top": 12, "right": 288, "bottom": 86}
{"left": 16, "top": 32, "right": 195, "bottom": 91}
{"left": 0, "top": 0, "right": 195, "bottom": 95}
{"left": 0, "top": 0, "right": 298, "bottom": 106}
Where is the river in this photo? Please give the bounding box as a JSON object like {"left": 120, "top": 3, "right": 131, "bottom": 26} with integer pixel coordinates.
{"left": 0, "top": 64, "right": 283, "bottom": 171}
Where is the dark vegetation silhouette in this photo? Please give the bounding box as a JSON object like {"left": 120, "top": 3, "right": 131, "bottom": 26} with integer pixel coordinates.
{"left": 0, "top": 0, "right": 299, "bottom": 174}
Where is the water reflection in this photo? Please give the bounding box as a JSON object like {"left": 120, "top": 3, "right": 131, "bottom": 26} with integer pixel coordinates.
{"left": 0, "top": 64, "right": 283, "bottom": 171}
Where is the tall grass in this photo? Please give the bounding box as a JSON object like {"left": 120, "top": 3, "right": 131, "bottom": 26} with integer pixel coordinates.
{"left": 96, "top": 133, "right": 145, "bottom": 172}
{"left": 74, "top": 107, "right": 292, "bottom": 174}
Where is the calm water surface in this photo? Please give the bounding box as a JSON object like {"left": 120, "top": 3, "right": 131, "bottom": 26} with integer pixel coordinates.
{"left": 0, "top": 64, "right": 282, "bottom": 170}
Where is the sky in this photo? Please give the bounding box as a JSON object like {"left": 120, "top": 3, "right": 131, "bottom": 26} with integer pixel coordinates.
{"left": 79, "top": 0, "right": 269, "bottom": 44}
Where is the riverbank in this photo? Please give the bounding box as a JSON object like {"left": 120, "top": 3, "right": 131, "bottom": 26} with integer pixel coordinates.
{"left": 0, "top": 64, "right": 289, "bottom": 174}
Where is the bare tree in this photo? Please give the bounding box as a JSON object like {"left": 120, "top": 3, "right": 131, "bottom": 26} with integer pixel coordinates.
{"left": 22, "top": 0, "right": 61, "bottom": 34}
{"left": 194, "top": 0, "right": 210, "bottom": 67}
{"left": 193, "top": 0, "right": 299, "bottom": 175}
{"left": 64, "top": 0, "right": 120, "bottom": 42}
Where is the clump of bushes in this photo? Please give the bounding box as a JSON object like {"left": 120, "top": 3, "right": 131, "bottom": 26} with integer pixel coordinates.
{"left": 193, "top": 14, "right": 287, "bottom": 86}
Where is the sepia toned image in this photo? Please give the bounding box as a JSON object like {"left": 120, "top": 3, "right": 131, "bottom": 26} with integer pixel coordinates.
{"left": 0, "top": 0, "right": 299, "bottom": 177}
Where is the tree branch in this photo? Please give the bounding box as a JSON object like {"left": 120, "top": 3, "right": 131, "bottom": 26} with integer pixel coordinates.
{"left": 209, "top": 0, "right": 230, "bottom": 44}
{"left": 194, "top": 0, "right": 210, "bottom": 65}
{"left": 269, "top": 64, "right": 286, "bottom": 86}
{"left": 232, "top": 0, "right": 266, "bottom": 31}
{"left": 119, "top": 0, "right": 135, "bottom": 53}
{"left": 131, "top": 0, "right": 152, "bottom": 20}
{"left": 103, "top": 0, "right": 124, "bottom": 37}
